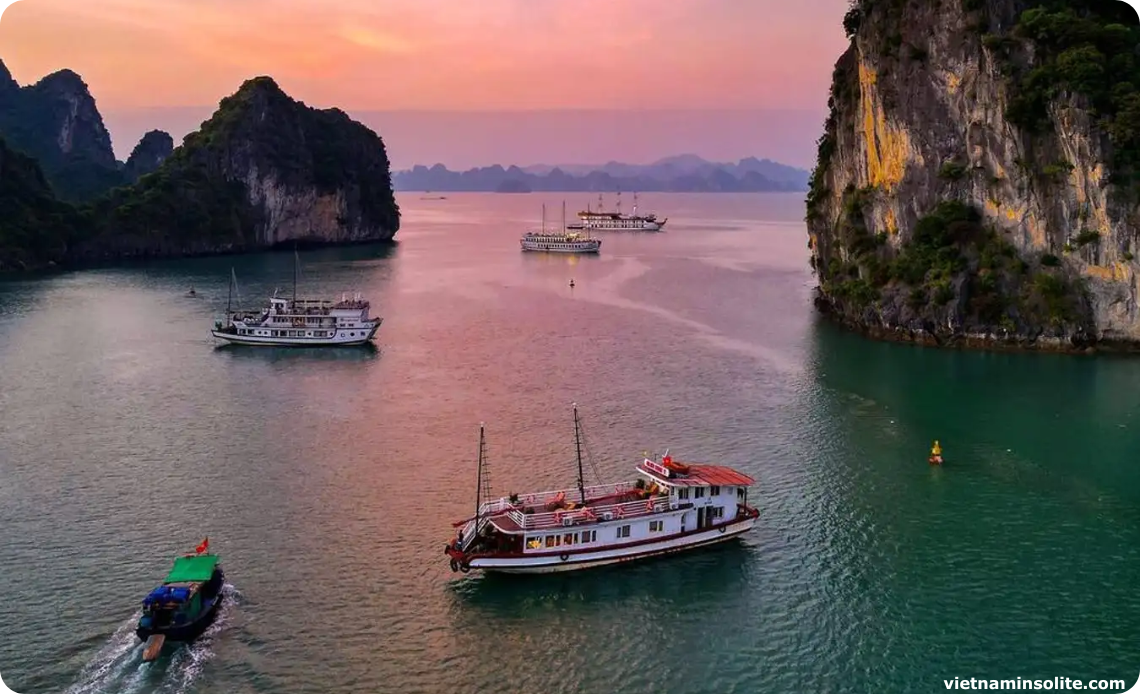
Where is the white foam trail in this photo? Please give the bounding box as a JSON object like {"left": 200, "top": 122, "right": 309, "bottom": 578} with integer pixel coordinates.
{"left": 61, "top": 583, "right": 241, "bottom": 694}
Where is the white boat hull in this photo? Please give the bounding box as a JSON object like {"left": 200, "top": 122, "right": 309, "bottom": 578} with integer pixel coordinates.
{"left": 211, "top": 321, "right": 381, "bottom": 347}
{"left": 469, "top": 516, "right": 755, "bottom": 574}
{"left": 520, "top": 241, "right": 601, "bottom": 254}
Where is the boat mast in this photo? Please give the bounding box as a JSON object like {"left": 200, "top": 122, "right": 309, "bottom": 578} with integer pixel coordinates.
{"left": 474, "top": 423, "right": 486, "bottom": 528}
{"left": 292, "top": 246, "right": 299, "bottom": 305}
{"left": 562, "top": 200, "right": 566, "bottom": 233}
{"left": 541, "top": 203, "right": 546, "bottom": 234}
{"left": 226, "top": 268, "right": 234, "bottom": 314}
{"left": 573, "top": 403, "right": 586, "bottom": 505}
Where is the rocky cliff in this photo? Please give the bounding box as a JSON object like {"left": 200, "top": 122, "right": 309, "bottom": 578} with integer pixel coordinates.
{"left": 0, "top": 60, "right": 124, "bottom": 201}
{"left": 807, "top": 0, "right": 1140, "bottom": 351}
{"left": 79, "top": 76, "right": 400, "bottom": 260}
{"left": 122, "top": 129, "right": 174, "bottom": 183}
{"left": 0, "top": 136, "right": 80, "bottom": 271}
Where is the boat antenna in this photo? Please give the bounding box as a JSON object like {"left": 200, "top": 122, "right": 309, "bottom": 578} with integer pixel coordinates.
{"left": 573, "top": 403, "right": 586, "bottom": 505}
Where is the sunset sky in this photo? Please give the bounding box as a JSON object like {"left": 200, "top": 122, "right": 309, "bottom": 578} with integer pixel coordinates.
{"left": 0, "top": 0, "right": 852, "bottom": 168}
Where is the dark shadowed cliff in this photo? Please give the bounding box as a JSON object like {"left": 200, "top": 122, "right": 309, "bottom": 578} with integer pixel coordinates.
{"left": 807, "top": 0, "right": 1140, "bottom": 351}
{"left": 0, "top": 60, "right": 124, "bottom": 201}
{"left": 0, "top": 136, "right": 82, "bottom": 270}
{"left": 122, "top": 130, "right": 174, "bottom": 183}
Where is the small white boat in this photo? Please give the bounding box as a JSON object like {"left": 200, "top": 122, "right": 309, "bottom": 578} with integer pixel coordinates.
{"left": 211, "top": 253, "right": 381, "bottom": 347}
{"left": 444, "top": 405, "right": 759, "bottom": 575}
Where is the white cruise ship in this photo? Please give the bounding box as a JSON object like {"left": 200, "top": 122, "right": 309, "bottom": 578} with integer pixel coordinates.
{"left": 520, "top": 202, "right": 602, "bottom": 254}
{"left": 211, "top": 255, "right": 381, "bottom": 347}
{"left": 568, "top": 192, "right": 667, "bottom": 231}
{"left": 444, "top": 405, "right": 759, "bottom": 575}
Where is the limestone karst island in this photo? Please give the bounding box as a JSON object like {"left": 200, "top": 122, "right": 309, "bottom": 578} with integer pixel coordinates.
{"left": 0, "top": 60, "right": 400, "bottom": 272}
{"left": 807, "top": 0, "right": 1140, "bottom": 352}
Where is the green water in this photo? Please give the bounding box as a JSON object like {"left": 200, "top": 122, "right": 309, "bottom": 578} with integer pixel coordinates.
{"left": 0, "top": 192, "right": 1137, "bottom": 693}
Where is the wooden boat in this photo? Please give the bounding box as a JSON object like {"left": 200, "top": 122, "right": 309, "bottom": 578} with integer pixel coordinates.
{"left": 136, "top": 539, "right": 225, "bottom": 661}
{"left": 444, "top": 405, "right": 760, "bottom": 574}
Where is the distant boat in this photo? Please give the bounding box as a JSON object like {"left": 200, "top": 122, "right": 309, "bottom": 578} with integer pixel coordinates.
{"left": 211, "top": 251, "right": 382, "bottom": 347}
{"left": 568, "top": 192, "right": 667, "bottom": 231}
{"left": 136, "top": 539, "right": 225, "bottom": 662}
{"left": 186, "top": 287, "right": 198, "bottom": 298}
{"left": 520, "top": 202, "right": 601, "bottom": 254}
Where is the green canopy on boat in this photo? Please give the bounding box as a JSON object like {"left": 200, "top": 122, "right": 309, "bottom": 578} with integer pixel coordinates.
{"left": 164, "top": 554, "right": 219, "bottom": 584}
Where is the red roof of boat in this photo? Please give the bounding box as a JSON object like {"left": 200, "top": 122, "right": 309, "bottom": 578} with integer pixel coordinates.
{"left": 640, "top": 462, "right": 755, "bottom": 487}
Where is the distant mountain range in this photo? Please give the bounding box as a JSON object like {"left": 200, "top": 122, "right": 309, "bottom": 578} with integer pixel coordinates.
{"left": 392, "top": 154, "right": 810, "bottom": 193}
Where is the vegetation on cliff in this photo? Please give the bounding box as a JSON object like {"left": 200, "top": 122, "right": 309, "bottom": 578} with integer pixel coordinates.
{"left": 0, "top": 62, "right": 125, "bottom": 202}
{"left": 0, "top": 137, "right": 83, "bottom": 271}
{"left": 0, "top": 72, "right": 400, "bottom": 271}
{"left": 78, "top": 77, "right": 400, "bottom": 259}
{"left": 957, "top": 0, "right": 1140, "bottom": 200}
{"left": 805, "top": 0, "right": 1138, "bottom": 349}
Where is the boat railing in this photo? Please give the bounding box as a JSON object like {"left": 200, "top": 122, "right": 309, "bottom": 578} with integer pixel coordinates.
{"left": 509, "top": 494, "right": 674, "bottom": 531}
{"left": 511, "top": 482, "right": 638, "bottom": 508}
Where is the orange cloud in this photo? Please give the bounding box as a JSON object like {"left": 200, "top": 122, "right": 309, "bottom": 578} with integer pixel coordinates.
{"left": 0, "top": 0, "right": 851, "bottom": 112}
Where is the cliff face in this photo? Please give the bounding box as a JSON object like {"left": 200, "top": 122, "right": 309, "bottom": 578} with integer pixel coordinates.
{"left": 122, "top": 129, "right": 173, "bottom": 183}
{"left": 807, "top": 0, "right": 1140, "bottom": 351}
{"left": 0, "top": 136, "right": 79, "bottom": 271}
{"left": 0, "top": 60, "right": 123, "bottom": 200}
{"left": 80, "top": 76, "right": 400, "bottom": 260}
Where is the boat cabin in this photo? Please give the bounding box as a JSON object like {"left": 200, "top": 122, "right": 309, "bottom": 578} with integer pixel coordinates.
{"left": 139, "top": 555, "right": 221, "bottom": 631}
{"left": 454, "top": 455, "right": 755, "bottom": 558}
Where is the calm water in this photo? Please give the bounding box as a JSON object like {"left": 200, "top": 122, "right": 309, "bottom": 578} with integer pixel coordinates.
{"left": 1, "top": 192, "right": 1139, "bottom": 694}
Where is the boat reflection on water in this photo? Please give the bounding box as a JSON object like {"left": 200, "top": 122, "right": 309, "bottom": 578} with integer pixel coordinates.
{"left": 448, "top": 538, "right": 754, "bottom": 611}
{"left": 214, "top": 342, "right": 381, "bottom": 363}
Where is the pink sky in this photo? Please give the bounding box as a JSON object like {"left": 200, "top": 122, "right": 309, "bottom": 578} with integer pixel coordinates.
{"left": 0, "top": 0, "right": 852, "bottom": 167}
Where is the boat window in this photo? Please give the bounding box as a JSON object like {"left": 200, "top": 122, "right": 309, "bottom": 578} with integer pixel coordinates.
{"left": 563, "top": 533, "right": 574, "bottom": 545}
{"left": 695, "top": 487, "right": 706, "bottom": 499}
{"left": 712, "top": 507, "right": 725, "bottom": 519}
{"left": 650, "top": 520, "right": 663, "bottom": 532}
{"left": 581, "top": 530, "right": 596, "bottom": 543}
{"left": 678, "top": 488, "right": 691, "bottom": 500}
{"left": 617, "top": 525, "right": 631, "bottom": 539}
{"left": 545, "top": 536, "right": 558, "bottom": 548}
{"left": 526, "top": 537, "right": 541, "bottom": 550}
{"left": 711, "top": 485, "right": 721, "bottom": 496}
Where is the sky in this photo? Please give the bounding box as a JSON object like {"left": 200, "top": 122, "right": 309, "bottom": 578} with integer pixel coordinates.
{"left": 0, "top": 0, "right": 852, "bottom": 168}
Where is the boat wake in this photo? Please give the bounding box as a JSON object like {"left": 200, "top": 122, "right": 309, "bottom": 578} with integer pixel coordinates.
{"left": 63, "top": 583, "right": 243, "bottom": 694}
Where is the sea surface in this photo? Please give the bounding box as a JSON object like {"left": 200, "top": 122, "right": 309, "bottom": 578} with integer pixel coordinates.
{"left": 1, "top": 192, "right": 1139, "bottom": 694}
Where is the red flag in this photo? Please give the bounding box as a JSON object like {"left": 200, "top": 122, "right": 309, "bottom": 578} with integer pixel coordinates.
{"left": 663, "top": 455, "right": 673, "bottom": 466}
{"left": 195, "top": 537, "right": 209, "bottom": 554}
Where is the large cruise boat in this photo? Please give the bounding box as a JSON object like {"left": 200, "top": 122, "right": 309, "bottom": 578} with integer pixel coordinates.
{"left": 568, "top": 192, "right": 667, "bottom": 232}
{"left": 211, "top": 255, "right": 382, "bottom": 347}
{"left": 444, "top": 406, "right": 759, "bottom": 575}
{"left": 520, "top": 202, "right": 601, "bottom": 254}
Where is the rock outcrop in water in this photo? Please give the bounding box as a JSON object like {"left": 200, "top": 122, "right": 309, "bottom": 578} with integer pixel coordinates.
{"left": 0, "top": 67, "right": 400, "bottom": 271}
{"left": 806, "top": 0, "right": 1140, "bottom": 351}
{"left": 79, "top": 76, "right": 400, "bottom": 261}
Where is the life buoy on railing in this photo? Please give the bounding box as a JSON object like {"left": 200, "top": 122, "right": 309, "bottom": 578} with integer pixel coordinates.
{"left": 559, "top": 553, "right": 569, "bottom": 562}
{"left": 719, "top": 526, "right": 727, "bottom": 534}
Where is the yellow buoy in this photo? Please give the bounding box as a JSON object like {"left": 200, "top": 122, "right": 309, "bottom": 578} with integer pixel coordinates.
{"left": 931, "top": 440, "right": 942, "bottom": 456}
